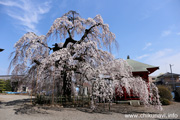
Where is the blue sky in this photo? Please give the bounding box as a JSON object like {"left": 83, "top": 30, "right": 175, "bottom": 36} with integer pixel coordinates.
{"left": 0, "top": 0, "right": 180, "bottom": 76}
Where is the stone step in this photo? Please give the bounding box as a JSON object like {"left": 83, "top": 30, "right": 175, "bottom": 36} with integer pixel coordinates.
{"left": 116, "top": 100, "right": 140, "bottom": 106}
{"left": 116, "top": 101, "right": 131, "bottom": 105}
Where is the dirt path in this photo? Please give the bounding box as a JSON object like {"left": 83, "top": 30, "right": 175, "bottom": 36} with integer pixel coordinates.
{"left": 0, "top": 95, "right": 180, "bottom": 120}
{"left": 0, "top": 95, "right": 124, "bottom": 120}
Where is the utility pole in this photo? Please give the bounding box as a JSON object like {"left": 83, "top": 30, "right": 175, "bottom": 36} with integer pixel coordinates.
{"left": 170, "top": 64, "right": 175, "bottom": 91}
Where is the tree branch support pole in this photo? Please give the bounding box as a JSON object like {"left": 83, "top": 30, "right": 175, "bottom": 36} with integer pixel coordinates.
{"left": 52, "top": 67, "right": 55, "bottom": 105}
{"left": 109, "top": 102, "right": 110, "bottom": 111}
{"left": 31, "top": 74, "right": 35, "bottom": 104}
{"left": 35, "top": 67, "right": 39, "bottom": 97}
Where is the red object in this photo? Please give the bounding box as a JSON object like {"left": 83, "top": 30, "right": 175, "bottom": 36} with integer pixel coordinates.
{"left": 115, "top": 62, "right": 159, "bottom": 100}
{"left": 115, "top": 71, "right": 151, "bottom": 101}
{"left": 115, "top": 86, "right": 139, "bottom": 101}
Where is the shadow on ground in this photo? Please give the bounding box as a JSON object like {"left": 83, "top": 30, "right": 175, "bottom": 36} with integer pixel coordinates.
{"left": 1, "top": 98, "right": 49, "bottom": 115}
{"left": 76, "top": 104, "right": 159, "bottom": 115}
{"left": 14, "top": 104, "right": 49, "bottom": 115}
{"left": 5, "top": 98, "right": 32, "bottom": 106}
{"left": 1, "top": 98, "right": 160, "bottom": 115}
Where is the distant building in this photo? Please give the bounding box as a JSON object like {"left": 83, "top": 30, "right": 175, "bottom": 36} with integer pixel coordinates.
{"left": 149, "top": 76, "right": 157, "bottom": 83}
{"left": 0, "top": 75, "right": 29, "bottom": 92}
{"left": 0, "top": 75, "right": 12, "bottom": 80}
{"left": 156, "top": 72, "right": 180, "bottom": 90}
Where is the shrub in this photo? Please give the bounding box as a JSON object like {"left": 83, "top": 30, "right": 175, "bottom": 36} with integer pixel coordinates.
{"left": 0, "top": 79, "right": 12, "bottom": 92}
{"left": 160, "top": 98, "right": 170, "bottom": 105}
{"left": 157, "top": 85, "right": 172, "bottom": 101}
{"left": 0, "top": 79, "right": 6, "bottom": 92}
{"left": 33, "top": 95, "right": 51, "bottom": 105}
{"left": 4, "top": 80, "right": 12, "bottom": 91}
{"left": 34, "top": 95, "right": 45, "bottom": 105}
{"left": 175, "top": 87, "right": 180, "bottom": 102}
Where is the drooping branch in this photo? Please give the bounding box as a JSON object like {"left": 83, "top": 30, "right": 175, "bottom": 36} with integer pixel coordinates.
{"left": 65, "top": 26, "right": 72, "bottom": 39}
{"left": 37, "top": 40, "right": 52, "bottom": 50}
{"left": 63, "top": 10, "right": 80, "bottom": 24}
{"left": 78, "top": 23, "right": 102, "bottom": 44}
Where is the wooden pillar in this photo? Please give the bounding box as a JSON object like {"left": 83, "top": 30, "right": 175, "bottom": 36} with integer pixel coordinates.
{"left": 124, "top": 87, "right": 127, "bottom": 100}
{"left": 35, "top": 67, "right": 39, "bottom": 97}
{"left": 31, "top": 73, "right": 35, "bottom": 104}
{"left": 52, "top": 67, "right": 55, "bottom": 105}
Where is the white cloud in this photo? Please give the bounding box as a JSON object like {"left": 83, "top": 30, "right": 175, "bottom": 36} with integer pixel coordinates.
{"left": 143, "top": 42, "right": 152, "bottom": 50}
{"left": 176, "top": 32, "right": 180, "bottom": 36}
{"left": 143, "top": 49, "right": 180, "bottom": 76}
{"left": 137, "top": 54, "right": 149, "bottom": 60}
{"left": 151, "top": 49, "right": 172, "bottom": 59}
{"left": 161, "top": 30, "right": 171, "bottom": 37}
{"left": 0, "top": 1, "right": 22, "bottom": 8}
{"left": 0, "top": 0, "right": 51, "bottom": 33}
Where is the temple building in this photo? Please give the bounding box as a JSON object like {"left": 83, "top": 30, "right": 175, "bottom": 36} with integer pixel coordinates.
{"left": 126, "top": 57, "right": 159, "bottom": 83}
{"left": 116, "top": 56, "right": 159, "bottom": 101}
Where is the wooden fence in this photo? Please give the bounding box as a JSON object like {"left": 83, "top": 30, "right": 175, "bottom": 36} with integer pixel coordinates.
{"left": 34, "top": 95, "right": 91, "bottom": 107}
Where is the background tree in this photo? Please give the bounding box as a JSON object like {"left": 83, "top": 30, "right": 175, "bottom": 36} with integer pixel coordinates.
{"left": 0, "top": 79, "right": 12, "bottom": 92}
{"left": 157, "top": 85, "right": 172, "bottom": 105}
{"left": 0, "top": 79, "right": 6, "bottom": 92}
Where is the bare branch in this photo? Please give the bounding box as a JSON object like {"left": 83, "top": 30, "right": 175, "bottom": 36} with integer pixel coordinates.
{"left": 63, "top": 37, "right": 77, "bottom": 48}
{"left": 65, "top": 26, "right": 72, "bottom": 39}
{"left": 78, "top": 23, "right": 101, "bottom": 44}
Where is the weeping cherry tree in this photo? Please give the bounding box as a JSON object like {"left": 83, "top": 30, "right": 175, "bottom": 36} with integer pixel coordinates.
{"left": 9, "top": 10, "right": 162, "bottom": 110}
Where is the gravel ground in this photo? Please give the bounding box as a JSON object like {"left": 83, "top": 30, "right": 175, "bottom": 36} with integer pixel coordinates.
{"left": 0, "top": 94, "right": 180, "bottom": 120}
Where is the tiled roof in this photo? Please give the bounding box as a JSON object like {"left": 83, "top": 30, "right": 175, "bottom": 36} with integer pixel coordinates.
{"left": 126, "top": 59, "right": 159, "bottom": 72}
